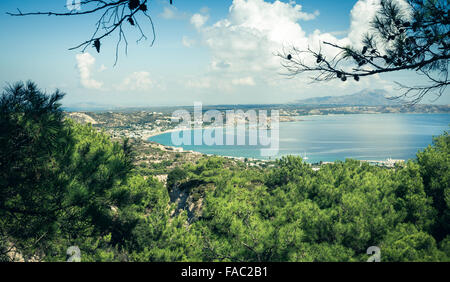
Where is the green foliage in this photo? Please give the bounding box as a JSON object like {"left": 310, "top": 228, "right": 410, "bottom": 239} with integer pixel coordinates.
{"left": 167, "top": 166, "right": 188, "bottom": 189}
{"left": 380, "top": 224, "right": 446, "bottom": 262}
{"left": 0, "top": 81, "right": 73, "bottom": 260}
{"left": 1, "top": 82, "right": 146, "bottom": 260}
{"left": 1, "top": 82, "right": 448, "bottom": 261}
{"left": 416, "top": 132, "right": 450, "bottom": 241}
{"left": 175, "top": 152, "right": 449, "bottom": 262}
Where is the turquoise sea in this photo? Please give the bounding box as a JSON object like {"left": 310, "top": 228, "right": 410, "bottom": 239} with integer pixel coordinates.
{"left": 148, "top": 113, "right": 450, "bottom": 163}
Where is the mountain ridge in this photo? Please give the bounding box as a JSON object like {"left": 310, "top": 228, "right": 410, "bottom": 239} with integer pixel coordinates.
{"left": 295, "top": 89, "right": 399, "bottom": 106}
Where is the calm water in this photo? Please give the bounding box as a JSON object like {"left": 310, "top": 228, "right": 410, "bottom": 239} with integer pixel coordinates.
{"left": 149, "top": 114, "right": 450, "bottom": 162}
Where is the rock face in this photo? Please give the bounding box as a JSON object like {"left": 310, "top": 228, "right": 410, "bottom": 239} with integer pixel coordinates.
{"left": 168, "top": 181, "right": 213, "bottom": 222}
{"left": 296, "top": 89, "right": 399, "bottom": 106}
{"left": 66, "top": 112, "right": 98, "bottom": 124}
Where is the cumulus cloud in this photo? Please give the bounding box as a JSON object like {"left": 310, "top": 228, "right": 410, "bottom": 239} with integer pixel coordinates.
{"left": 160, "top": 6, "right": 187, "bottom": 20}
{"left": 76, "top": 52, "right": 103, "bottom": 90}
{"left": 186, "top": 78, "right": 212, "bottom": 89}
{"left": 191, "top": 0, "right": 406, "bottom": 93}
{"left": 160, "top": 6, "right": 176, "bottom": 19}
{"left": 211, "top": 60, "right": 231, "bottom": 70}
{"left": 191, "top": 13, "right": 209, "bottom": 29}
{"left": 115, "top": 71, "right": 154, "bottom": 91}
{"left": 232, "top": 77, "right": 255, "bottom": 86}
{"left": 200, "top": 7, "right": 210, "bottom": 14}
{"left": 182, "top": 36, "right": 195, "bottom": 48}
{"left": 98, "top": 64, "right": 107, "bottom": 72}
{"left": 197, "top": 0, "right": 329, "bottom": 75}
{"left": 348, "top": 0, "right": 381, "bottom": 48}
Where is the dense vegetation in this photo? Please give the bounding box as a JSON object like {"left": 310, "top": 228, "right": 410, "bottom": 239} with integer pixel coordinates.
{"left": 0, "top": 82, "right": 449, "bottom": 262}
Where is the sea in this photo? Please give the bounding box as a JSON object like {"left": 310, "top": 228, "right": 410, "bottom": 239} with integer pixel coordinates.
{"left": 148, "top": 113, "right": 450, "bottom": 163}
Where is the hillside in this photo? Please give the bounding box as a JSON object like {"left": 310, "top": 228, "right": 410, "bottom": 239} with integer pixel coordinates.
{"left": 296, "top": 89, "right": 399, "bottom": 106}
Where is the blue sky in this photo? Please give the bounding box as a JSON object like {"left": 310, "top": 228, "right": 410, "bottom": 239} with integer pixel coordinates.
{"left": 0, "top": 0, "right": 448, "bottom": 106}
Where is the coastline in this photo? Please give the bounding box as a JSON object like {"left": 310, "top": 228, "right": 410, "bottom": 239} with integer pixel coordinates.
{"left": 142, "top": 117, "right": 301, "bottom": 142}
{"left": 143, "top": 124, "right": 251, "bottom": 141}
{"left": 143, "top": 125, "right": 274, "bottom": 162}
{"left": 142, "top": 128, "right": 187, "bottom": 141}
{"left": 140, "top": 113, "right": 449, "bottom": 164}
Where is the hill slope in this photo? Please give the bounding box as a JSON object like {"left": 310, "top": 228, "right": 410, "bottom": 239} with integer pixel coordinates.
{"left": 296, "top": 89, "right": 399, "bottom": 106}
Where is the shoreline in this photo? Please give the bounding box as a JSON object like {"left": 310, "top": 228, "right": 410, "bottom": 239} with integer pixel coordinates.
{"left": 143, "top": 123, "right": 260, "bottom": 141}
{"left": 141, "top": 113, "right": 448, "bottom": 164}
{"left": 142, "top": 128, "right": 187, "bottom": 141}
{"left": 142, "top": 125, "right": 225, "bottom": 141}
{"left": 143, "top": 112, "right": 450, "bottom": 141}
{"left": 143, "top": 125, "right": 276, "bottom": 162}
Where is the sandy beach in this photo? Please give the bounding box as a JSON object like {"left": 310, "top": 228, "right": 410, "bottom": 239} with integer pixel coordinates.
{"left": 142, "top": 125, "right": 232, "bottom": 141}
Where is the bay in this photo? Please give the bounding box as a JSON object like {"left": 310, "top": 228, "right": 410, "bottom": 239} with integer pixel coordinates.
{"left": 148, "top": 113, "right": 450, "bottom": 163}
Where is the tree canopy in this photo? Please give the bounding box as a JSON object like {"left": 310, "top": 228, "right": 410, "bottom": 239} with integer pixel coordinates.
{"left": 1, "top": 81, "right": 449, "bottom": 262}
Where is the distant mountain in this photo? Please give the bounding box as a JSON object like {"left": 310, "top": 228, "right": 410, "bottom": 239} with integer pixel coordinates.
{"left": 63, "top": 102, "right": 122, "bottom": 112}
{"left": 296, "top": 89, "right": 399, "bottom": 106}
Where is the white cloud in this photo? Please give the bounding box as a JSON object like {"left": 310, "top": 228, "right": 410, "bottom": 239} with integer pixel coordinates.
{"left": 194, "top": 0, "right": 329, "bottom": 85}
{"left": 186, "top": 78, "right": 212, "bottom": 89}
{"left": 348, "top": 0, "right": 381, "bottom": 48}
{"left": 98, "top": 64, "right": 107, "bottom": 72}
{"left": 349, "top": 0, "right": 411, "bottom": 48}
{"left": 190, "top": 0, "right": 409, "bottom": 96}
{"left": 328, "top": 30, "right": 349, "bottom": 37}
{"left": 200, "top": 0, "right": 327, "bottom": 72}
{"left": 200, "top": 7, "right": 210, "bottom": 14}
{"left": 160, "top": 6, "right": 176, "bottom": 19}
{"left": 191, "top": 13, "right": 209, "bottom": 29}
{"left": 76, "top": 52, "right": 103, "bottom": 90}
{"left": 160, "top": 6, "right": 188, "bottom": 20}
{"left": 211, "top": 60, "right": 231, "bottom": 70}
{"left": 232, "top": 76, "right": 255, "bottom": 86}
{"left": 182, "top": 36, "right": 196, "bottom": 48}
{"left": 115, "top": 71, "right": 154, "bottom": 92}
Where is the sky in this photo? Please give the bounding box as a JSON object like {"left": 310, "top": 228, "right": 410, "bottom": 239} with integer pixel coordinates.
{"left": 0, "top": 0, "right": 448, "bottom": 107}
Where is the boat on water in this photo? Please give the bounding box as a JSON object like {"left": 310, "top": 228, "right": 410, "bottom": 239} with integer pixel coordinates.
{"left": 303, "top": 152, "right": 309, "bottom": 160}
